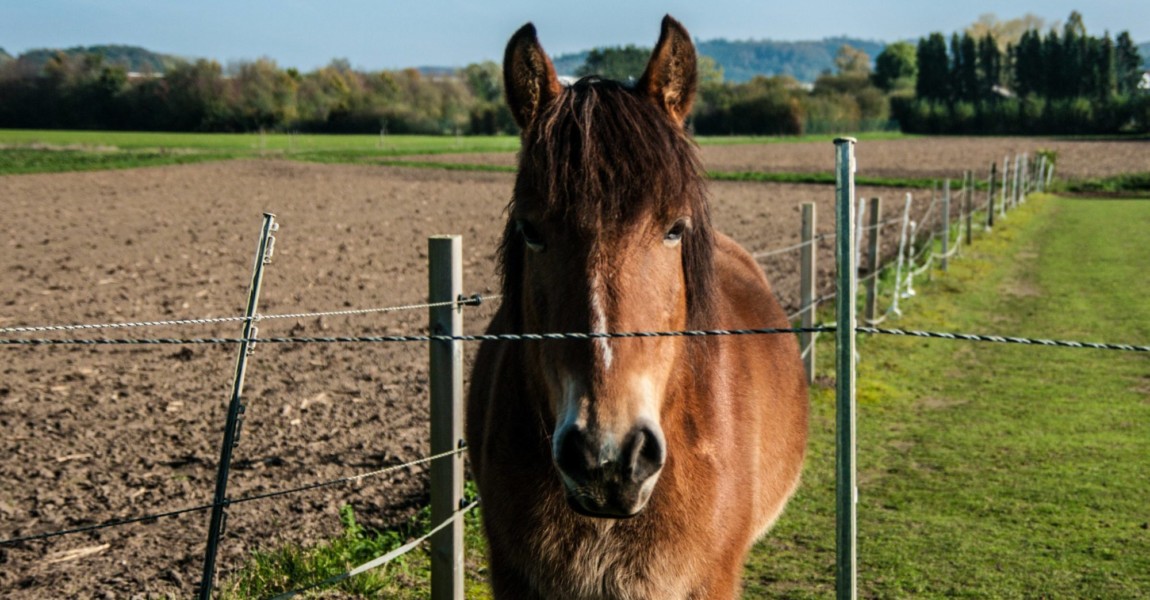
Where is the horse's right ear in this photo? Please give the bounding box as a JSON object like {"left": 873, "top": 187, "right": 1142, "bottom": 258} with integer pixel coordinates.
{"left": 503, "top": 23, "right": 562, "bottom": 132}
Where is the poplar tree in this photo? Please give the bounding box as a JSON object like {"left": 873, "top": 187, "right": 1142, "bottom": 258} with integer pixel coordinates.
{"left": 916, "top": 33, "right": 949, "bottom": 101}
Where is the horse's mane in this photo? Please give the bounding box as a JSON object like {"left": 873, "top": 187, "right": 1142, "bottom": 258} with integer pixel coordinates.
{"left": 498, "top": 76, "right": 716, "bottom": 331}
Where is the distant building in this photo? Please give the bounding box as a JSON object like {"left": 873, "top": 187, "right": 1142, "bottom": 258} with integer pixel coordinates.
{"left": 1138, "top": 72, "right": 1150, "bottom": 91}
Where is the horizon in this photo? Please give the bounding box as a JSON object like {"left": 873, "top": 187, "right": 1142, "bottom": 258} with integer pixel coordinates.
{"left": 1, "top": 1, "right": 1147, "bottom": 72}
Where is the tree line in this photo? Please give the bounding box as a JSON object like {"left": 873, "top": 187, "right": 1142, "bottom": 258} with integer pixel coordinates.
{"left": 0, "top": 11, "right": 1144, "bottom": 137}
{"left": 0, "top": 42, "right": 893, "bottom": 136}
{"left": 0, "top": 53, "right": 517, "bottom": 134}
{"left": 896, "top": 11, "right": 1147, "bottom": 134}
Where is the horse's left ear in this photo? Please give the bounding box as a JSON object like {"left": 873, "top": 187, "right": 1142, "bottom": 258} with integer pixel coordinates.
{"left": 637, "top": 15, "right": 698, "bottom": 126}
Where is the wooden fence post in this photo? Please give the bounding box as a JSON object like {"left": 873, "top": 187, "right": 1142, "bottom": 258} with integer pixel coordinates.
{"left": 800, "top": 203, "right": 817, "bottom": 385}
{"left": 864, "top": 197, "right": 881, "bottom": 323}
{"left": 1012, "top": 154, "right": 1022, "bottom": 209}
{"left": 429, "top": 236, "right": 464, "bottom": 600}
{"left": 1000, "top": 155, "right": 1009, "bottom": 219}
{"left": 1020, "top": 153, "right": 1029, "bottom": 203}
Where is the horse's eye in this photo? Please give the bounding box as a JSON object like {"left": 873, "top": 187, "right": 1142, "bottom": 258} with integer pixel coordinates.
{"left": 664, "top": 218, "right": 690, "bottom": 247}
{"left": 516, "top": 219, "right": 546, "bottom": 252}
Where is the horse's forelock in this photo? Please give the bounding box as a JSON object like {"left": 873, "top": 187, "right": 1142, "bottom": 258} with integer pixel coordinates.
{"left": 500, "top": 77, "right": 715, "bottom": 330}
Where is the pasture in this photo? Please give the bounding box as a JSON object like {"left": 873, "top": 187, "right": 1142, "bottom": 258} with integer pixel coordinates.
{"left": 747, "top": 194, "right": 1150, "bottom": 597}
{"left": 0, "top": 133, "right": 1147, "bottom": 597}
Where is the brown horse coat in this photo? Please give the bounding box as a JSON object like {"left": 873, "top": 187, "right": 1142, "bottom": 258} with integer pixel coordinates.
{"left": 466, "top": 16, "right": 808, "bottom": 600}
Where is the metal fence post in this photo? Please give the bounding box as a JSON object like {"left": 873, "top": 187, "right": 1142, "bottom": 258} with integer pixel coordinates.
{"left": 800, "top": 203, "right": 817, "bottom": 384}
{"left": 198, "top": 213, "right": 277, "bottom": 600}
{"left": 429, "top": 235, "right": 465, "bottom": 600}
{"left": 941, "top": 180, "right": 951, "bottom": 272}
{"left": 864, "top": 197, "right": 881, "bottom": 323}
{"left": 833, "top": 138, "right": 858, "bottom": 600}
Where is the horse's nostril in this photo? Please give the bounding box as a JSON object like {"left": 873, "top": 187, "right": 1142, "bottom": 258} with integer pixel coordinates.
{"left": 554, "top": 426, "right": 596, "bottom": 481}
{"left": 623, "top": 422, "right": 666, "bottom": 483}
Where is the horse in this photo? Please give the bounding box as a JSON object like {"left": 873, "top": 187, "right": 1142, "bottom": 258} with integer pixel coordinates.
{"left": 465, "top": 16, "right": 809, "bottom": 599}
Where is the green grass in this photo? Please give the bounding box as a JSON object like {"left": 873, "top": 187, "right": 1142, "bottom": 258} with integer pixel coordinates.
{"left": 1057, "top": 172, "right": 1150, "bottom": 196}
{"left": 709, "top": 170, "right": 933, "bottom": 189}
{"left": 222, "top": 489, "right": 491, "bottom": 599}
{"left": 0, "top": 129, "right": 916, "bottom": 176}
{"left": 694, "top": 131, "right": 915, "bottom": 146}
{"left": 0, "top": 129, "right": 520, "bottom": 175}
{"left": 745, "top": 194, "right": 1150, "bottom": 597}
{"left": 0, "top": 129, "right": 520, "bottom": 154}
{"left": 0, "top": 147, "right": 237, "bottom": 174}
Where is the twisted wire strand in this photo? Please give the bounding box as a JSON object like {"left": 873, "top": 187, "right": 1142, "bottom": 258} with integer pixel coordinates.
{"left": 8, "top": 325, "right": 1135, "bottom": 352}
{"left": 0, "top": 295, "right": 499, "bottom": 335}
{"left": 0, "top": 327, "right": 834, "bottom": 347}
{"left": 858, "top": 327, "right": 1150, "bottom": 352}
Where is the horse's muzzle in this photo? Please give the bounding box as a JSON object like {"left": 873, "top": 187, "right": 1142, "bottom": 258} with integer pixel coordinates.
{"left": 553, "top": 419, "right": 666, "bottom": 518}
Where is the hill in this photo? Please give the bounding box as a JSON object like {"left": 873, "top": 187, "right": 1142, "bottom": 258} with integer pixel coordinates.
{"left": 1141, "top": 41, "right": 1150, "bottom": 69}
{"left": 698, "top": 37, "right": 886, "bottom": 82}
{"left": 0, "top": 47, "right": 12, "bottom": 65}
{"left": 9, "top": 44, "right": 180, "bottom": 73}
{"left": 552, "top": 37, "right": 887, "bottom": 83}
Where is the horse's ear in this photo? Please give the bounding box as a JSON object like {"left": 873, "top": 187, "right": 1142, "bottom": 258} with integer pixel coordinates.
{"left": 504, "top": 23, "right": 562, "bottom": 131}
{"left": 637, "top": 15, "right": 697, "bottom": 126}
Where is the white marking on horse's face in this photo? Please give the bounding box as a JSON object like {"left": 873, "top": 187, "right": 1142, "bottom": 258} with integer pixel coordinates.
{"left": 553, "top": 372, "right": 589, "bottom": 460}
{"left": 590, "top": 271, "right": 613, "bottom": 371}
{"left": 627, "top": 373, "right": 661, "bottom": 426}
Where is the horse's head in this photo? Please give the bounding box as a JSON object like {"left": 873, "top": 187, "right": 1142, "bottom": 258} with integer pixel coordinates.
{"left": 499, "top": 16, "right": 714, "bottom": 519}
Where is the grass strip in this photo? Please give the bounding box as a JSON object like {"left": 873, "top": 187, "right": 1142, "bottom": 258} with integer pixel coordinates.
{"left": 709, "top": 170, "right": 935, "bottom": 188}
{"left": 744, "top": 194, "right": 1150, "bottom": 597}
{"left": 0, "top": 148, "right": 236, "bottom": 175}
{"left": 1056, "top": 172, "right": 1150, "bottom": 196}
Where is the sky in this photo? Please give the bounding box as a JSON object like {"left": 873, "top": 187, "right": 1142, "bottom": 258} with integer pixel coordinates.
{"left": 1, "top": 1, "right": 1147, "bottom": 71}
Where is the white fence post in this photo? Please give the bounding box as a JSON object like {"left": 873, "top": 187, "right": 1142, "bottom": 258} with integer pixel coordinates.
{"left": 987, "top": 161, "right": 996, "bottom": 231}
{"left": 941, "top": 180, "right": 951, "bottom": 272}
{"left": 965, "top": 171, "right": 973, "bottom": 246}
{"left": 891, "top": 193, "right": 912, "bottom": 317}
{"left": 429, "top": 236, "right": 465, "bottom": 600}
{"left": 800, "top": 203, "right": 817, "bottom": 384}
{"left": 864, "top": 197, "right": 881, "bottom": 323}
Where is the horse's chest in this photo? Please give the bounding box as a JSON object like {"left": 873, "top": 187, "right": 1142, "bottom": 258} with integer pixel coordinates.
{"left": 526, "top": 517, "right": 699, "bottom": 600}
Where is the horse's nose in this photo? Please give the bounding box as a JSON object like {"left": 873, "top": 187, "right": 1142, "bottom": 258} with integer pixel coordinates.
{"left": 553, "top": 419, "right": 666, "bottom": 517}
{"left": 621, "top": 421, "right": 666, "bottom": 485}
